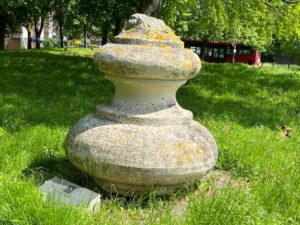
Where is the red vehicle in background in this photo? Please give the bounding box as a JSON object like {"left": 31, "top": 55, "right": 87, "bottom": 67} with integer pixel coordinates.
{"left": 184, "top": 40, "right": 261, "bottom": 65}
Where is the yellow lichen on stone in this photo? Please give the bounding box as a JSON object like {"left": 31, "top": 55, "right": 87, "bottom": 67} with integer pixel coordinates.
{"left": 127, "top": 133, "right": 134, "bottom": 139}
{"left": 112, "top": 47, "right": 125, "bottom": 53}
{"left": 173, "top": 140, "right": 197, "bottom": 165}
{"left": 178, "top": 140, "right": 186, "bottom": 149}
{"left": 96, "top": 48, "right": 104, "bottom": 54}
{"left": 172, "top": 140, "right": 207, "bottom": 165}
{"left": 183, "top": 58, "right": 193, "bottom": 72}
{"left": 114, "top": 21, "right": 182, "bottom": 47}
{"left": 160, "top": 142, "right": 167, "bottom": 152}
{"left": 147, "top": 31, "right": 165, "bottom": 41}
{"left": 116, "top": 28, "right": 136, "bottom": 39}
{"left": 196, "top": 144, "right": 204, "bottom": 160}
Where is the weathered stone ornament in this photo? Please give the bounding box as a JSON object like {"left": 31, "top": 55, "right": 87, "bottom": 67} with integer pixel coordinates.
{"left": 65, "top": 14, "right": 218, "bottom": 195}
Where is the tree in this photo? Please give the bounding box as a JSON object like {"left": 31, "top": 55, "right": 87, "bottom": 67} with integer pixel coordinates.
{"left": 26, "top": 0, "right": 54, "bottom": 49}
{"left": 184, "top": 0, "right": 228, "bottom": 58}
{"left": 160, "top": 0, "right": 300, "bottom": 57}
{"left": 76, "top": 0, "right": 138, "bottom": 46}
{"left": 161, "top": 0, "right": 198, "bottom": 35}
{"left": 224, "top": 0, "right": 273, "bottom": 51}
{"left": 0, "top": 0, "right": 24, "bottom": 50}
{"left": 62, "top": 0, "right": 83, "bottom": 41}
{"left": 53, "top": 0, "right": 72, "bottom": 48}
{"left": 270, "top": 0, "right": 300, "bottom": 61}
{"left": 16, "top": 1, "right": 34, "bottom": 49}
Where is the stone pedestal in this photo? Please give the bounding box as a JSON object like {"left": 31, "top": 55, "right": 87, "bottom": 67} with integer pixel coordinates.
{"left": 65, "top": 14, "right": 218, "bottom": 195}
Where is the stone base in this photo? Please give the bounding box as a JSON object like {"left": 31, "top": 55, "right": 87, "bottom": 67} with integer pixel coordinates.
{"left": 65, "top": 105, "right": 218, "bottom": 195}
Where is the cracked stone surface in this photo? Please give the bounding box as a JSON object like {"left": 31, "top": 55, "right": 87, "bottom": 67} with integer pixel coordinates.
{"left": 65, "top": 13, "right": 218, "bottom": 195}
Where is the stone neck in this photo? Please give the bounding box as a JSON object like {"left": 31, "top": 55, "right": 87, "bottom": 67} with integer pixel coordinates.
{"left": 104, "top": 75, "right": 186, "bottom": 115}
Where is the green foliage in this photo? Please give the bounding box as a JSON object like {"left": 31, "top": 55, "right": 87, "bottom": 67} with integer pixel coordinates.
{"left": 0, "top": 0, "right": 25, "bottom": 49}
{"left": 0, "top": 0, "right": 25, "bottom": 20}
{"left": 188, "top": 0, "right": 228, "bottom": 41}
{"left": 61, "top": 0, "right": 83, "bottom": 39}
{"left": 74, "top": 0, "right": 139, "bottom": 42}
{"left": 2, "top": 0, "right": 299, "bottom": 57}
{"left": 53, "top": 0, "right": 71, "bottom": 27}
{"left": 161, "top": 0, "right": 300, "bottom": 54}
{"left": 161, "top": 0, "right": 198, "bottom": 34}
{"left": 0, "top": 49, "right": 299, "bottom": 224}
{"left": 27, "top": 0, "right": 54, "bottom": 21}
{"left": 17, "top": 0, "right": 56, "bottom": 48}
{"left": 42, "top": 38, "right": 60, "bottom": 49}
{"left": 272, "top": 2, "right": 300, "bottom": 60}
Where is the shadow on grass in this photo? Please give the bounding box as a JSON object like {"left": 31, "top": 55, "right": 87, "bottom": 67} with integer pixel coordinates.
{"left": 1, "top": 51, "right": 299, "bottom": 131}
{"left": 0, "top": 50, "right": 114, "bottom": 132}
{"left": 23, "top": 156, "right": 100, "bottom": 191}
{"left": 23, "top": 156, "right": 191, "bottom": 208}
{"left": 178, "top": 63, "right": 300, "bottom": 129}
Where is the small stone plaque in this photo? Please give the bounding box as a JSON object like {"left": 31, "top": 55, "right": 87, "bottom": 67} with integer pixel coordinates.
{"left": 40, "top": 176, "right": 100, "bottom": 212}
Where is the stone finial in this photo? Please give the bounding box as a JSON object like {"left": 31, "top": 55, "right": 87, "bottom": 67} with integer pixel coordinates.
{"left": 65, "top": 14, "right": 218, "bottom": 196}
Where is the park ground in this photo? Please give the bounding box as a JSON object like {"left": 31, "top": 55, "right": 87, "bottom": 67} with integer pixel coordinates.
{"left": 0, "top": 49, "right": 299, "bottom": 224}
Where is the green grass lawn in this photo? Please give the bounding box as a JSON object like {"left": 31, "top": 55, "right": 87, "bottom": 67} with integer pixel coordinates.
{"left": 0, "top": 49, "right": 299, "bottom": 225}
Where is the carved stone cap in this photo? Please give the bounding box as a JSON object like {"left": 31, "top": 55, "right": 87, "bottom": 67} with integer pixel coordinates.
{"left": 113, "top": 13, "right": 184, "bottom": 48}
{"left": 94, "top": 14, "right": 201, "bottom": 80}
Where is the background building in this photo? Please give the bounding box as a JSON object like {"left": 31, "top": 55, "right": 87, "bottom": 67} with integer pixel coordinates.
{"left": 5, "top": 16, "right": 59, "bottom": 50}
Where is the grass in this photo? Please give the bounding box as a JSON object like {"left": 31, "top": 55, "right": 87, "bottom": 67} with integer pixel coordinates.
{"left": 0, "top": 49, "right": 299, "bottom": 224}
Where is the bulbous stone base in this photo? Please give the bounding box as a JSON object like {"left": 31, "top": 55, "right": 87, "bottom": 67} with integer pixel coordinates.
{"left": 65, "top": 105, "right": 218, "bottom": 195}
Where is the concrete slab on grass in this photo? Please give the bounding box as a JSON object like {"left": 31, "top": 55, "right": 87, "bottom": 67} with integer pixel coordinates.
{"left": 40, "top": 176, "right": 100, "bottom": 212}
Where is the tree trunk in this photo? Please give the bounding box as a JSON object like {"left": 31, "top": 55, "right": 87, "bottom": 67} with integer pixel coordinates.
{"left": 35, "top": 27, "right": 41, "bottom": 49}
{"left": 102, "top": 21, "right": 110, "bottom": 45}
{"left": 83, "top": 24, "right": 87, "bottom": 47}
{"left": 34, "top": 18, "right": 45, "bottom": 49}
{"left": 59, "top": 23, "right": 64, "bottom": 48}
{"left": 114, "top": 16, "right": 122, "bottom": 36}
{"left": 0, "top": 16, "right": 6, "bottom": 50}
{"left": 26, "top": 27, "right": 32, "bottom": 49}
{"left": 141, "top": 0, "right": 162, "bottom": 18}
{"left": 101, "top": 30, "right": 108, "bottom": 45}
